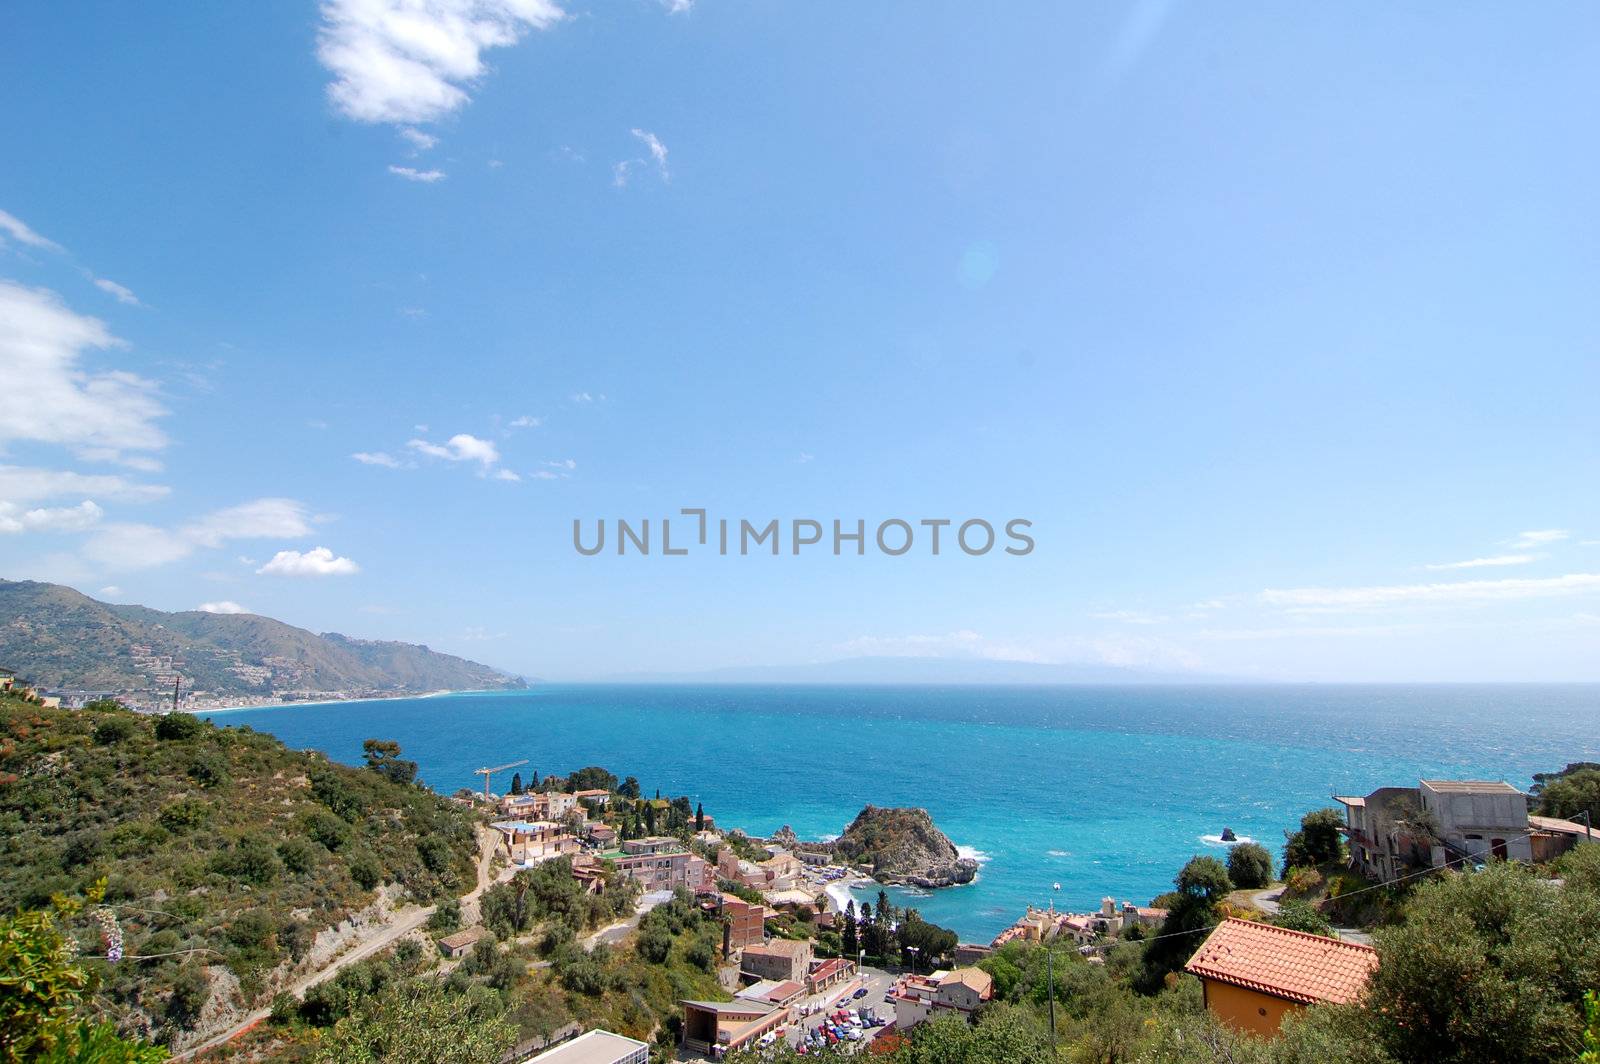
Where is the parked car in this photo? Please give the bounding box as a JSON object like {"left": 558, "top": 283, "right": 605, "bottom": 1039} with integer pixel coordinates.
{"left": 853, "top": 987, "right": 870, "bottom": 999}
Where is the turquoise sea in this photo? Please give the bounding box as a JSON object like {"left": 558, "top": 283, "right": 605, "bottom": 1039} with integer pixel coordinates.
{"left": 206, "top": 684, "right": 1600, "bottom": 943}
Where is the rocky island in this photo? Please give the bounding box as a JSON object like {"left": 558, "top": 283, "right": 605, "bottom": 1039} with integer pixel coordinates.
{"left": 833, "top": 805, "right": 979, "bottom": 888}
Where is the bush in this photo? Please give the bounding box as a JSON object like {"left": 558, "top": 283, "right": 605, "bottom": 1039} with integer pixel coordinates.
{"left": 93, "top": 717, "right": 136, "bottom": 745}
{"left": 159, "top": 799, "right": 212, "bottom": 833}
{"left": 211, "top": 834, "right": 282, "bottom": 886}
{"left": 1228, "top": 842, "right": 1274, "bottom": 889}
{"left": 349, "top": 851, "right": 382, "bottom": 890}
{"left": 154, "top": 713, "right": 202, "bottom": 740}
{"left": 303, "top": 809, "right": 351, "bottom": 851}
{"left": 278, "top": 837, "right": 317, "bottom": 875}
{"left": 1271, "top": 901, "right": 1335, "bottom": 937}
{"left": 187, "top": 751, "right": 229, "bottom": 789}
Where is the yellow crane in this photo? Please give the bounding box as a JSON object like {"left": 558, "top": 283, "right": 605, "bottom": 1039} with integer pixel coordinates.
{"left": 475, "top": 758, "right": 529, "bottom": 800}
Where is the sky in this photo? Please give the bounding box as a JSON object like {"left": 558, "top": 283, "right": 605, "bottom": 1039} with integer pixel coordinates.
{"left": 1, "top": 2, "right": 1598, "bottom": 683}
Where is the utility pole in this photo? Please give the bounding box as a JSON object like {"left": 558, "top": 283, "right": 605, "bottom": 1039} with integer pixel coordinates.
{"left": 1047, "top": 947, "right": 1057, "bottom": 1052}
{"left": 171, "top": 675, "right": 181, "bottom": 713}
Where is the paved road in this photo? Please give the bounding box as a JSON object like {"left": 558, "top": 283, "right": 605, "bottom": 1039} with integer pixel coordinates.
{"left": 1252, "top": 887, "right": 1373, "bottom": 946}
{"left": 178, "top": 826, "right": 505, "bottom": 1059}
{"left": 786, "top": 967, "right": 898, "bottom": 1051}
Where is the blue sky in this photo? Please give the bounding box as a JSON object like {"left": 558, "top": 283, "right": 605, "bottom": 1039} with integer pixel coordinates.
{"left": 2, "top": 2, "right": 1597, "bottom": 682}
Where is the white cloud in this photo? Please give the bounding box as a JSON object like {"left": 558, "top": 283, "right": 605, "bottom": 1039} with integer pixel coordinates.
{"left": 542, "top": 458, "right": 576, "bottom": 470}
{"left": 81, "top": 497, "right": 313, "bottom": 571}
{"left": 92, "top": 278, "right": 141, "bottom": 306}
{"left": 492, "top": 468, "right": 520, "bottom": 481}
{"left": 399, "top": 126, "right": 438, "bottom": 152}
{"left": 0, "top": 465, "right": 167, "bottom": 504}
{"left": 196, "top": 600, "right": 251, "bottom": 614}
{"left": 1260, "top": 573, "right": 1600, "bottom": 611}
{"left": 318, "top": 0, "right": 564, "bottom": 125}
{"left": 0, "top": 208, "right": 62, "bottom": 252}
{"left": 1091, "top": 609, "right": 1168, "bottom": 625}
{"left": 0, "top": 282, "right": 168, "bottom": 465}
{"left": 569, "top": 391, "right": 595, "bottom": 403}
{"left": 98, "top": 585, "right": 121, "bottom": 597}
{"left": 1424, "top": 554, "right": 1538, "bottom": 571}
{"left": 184, "top": 498, "right": 313, "bottom": 547}
{"left": 1512, "top": 529, "right": 1569, "bottom": 548}
{"left": 407, "top": 432, "right": 500, "bottom": 466}
{"left": 509, "top": 415, "right": 543, "bottom": 428}
{"left": 352, "top": 450, "right": 406, "bottom": 468}
{"left": 797, "top": 452, "right": 814, "bottom": 464}
{"left": 388, "top": 165, "right": 446, "bottom": 182}
{"left": 257, "top": 546, "right": 360, "bottom": 577}
{"left": 529, "top": 470, "right": 560, "bottom": 480}
{"left": 613, "top": 130, "right": 669, "bottom": 188}
{"left": 660, "top": 0, "right": 692, "bottom": 12}
{"left": 0, "top": 500, "right": 103, "bottom": 534}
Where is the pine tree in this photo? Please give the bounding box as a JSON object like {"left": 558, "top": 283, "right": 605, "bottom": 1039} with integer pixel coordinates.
{"left": 510, "top": 772, "right": 523, "bottom": 795}
{"left": 841, "top": 902, "right": 859, "bottom": 957}
{"left": 695, "top": 802, "right": 705, "bottom": 832}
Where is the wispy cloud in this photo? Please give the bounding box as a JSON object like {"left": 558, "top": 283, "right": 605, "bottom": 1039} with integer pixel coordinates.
{"left": 0, "top": 208, "right": 63, "bottom": 252}
{"left": 613, "top": 129, "right": 669, "bottom": 187}
{"left": 352, "top": 450, "right": 406, "bottom": 468}
{"left": 1424, "top": 554, "right": 1537, "bottom": 571}
{"left": 1260, "top": 573, "right": 1600, "bottom": 611}
{"left": 0, "top": 281, "right": 167, "bottom": 467}
{"left": 0, "top": 465, "right": 168, "bottom": 504}
{"left": 92, "top": 277, "right": 140, "bottom": 306}
{"left": 257, "top": 546, "right": 360, "bottom": 577}
{"left": 399, "top": 127, "right": 438, "bottom": 153}
{"left": 196, "top": 600, "right": 251, "bottom": 614}
{"left": 509, "top": 415, "right": 543, "bottom": 429}
{"left": 82, "top": 498, "right": 314, "bottom": 571}
{"left": 1091, "top": 609, "right": 1169, "bottom": 625}
{"left": 317, "top": 0, "right": 565, "bottom": 126}
{"left": 1511, "top": 529, "right": 1569, "bottom": 549}
{"left": 388, "top": 165, "right": 446, "bottom": 183}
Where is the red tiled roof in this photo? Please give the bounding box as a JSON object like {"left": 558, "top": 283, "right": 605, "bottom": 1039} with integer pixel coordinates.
{"left": 1185, "top": 919, "right": 1378, "bottom": 1006}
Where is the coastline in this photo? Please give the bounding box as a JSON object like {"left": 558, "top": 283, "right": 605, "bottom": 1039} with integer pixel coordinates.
{"left": 195, "top": 688, "right": 462, "bottom": 715}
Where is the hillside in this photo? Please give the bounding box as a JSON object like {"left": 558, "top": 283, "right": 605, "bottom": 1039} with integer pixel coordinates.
{"left": 0, "top": 691, "right": 482, "bottom": 1052}
{"left": 0, "top": 578, "right": 524, "bottom": 703}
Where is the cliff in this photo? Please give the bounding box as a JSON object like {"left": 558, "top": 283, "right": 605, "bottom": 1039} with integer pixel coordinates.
{"left": 833, "top": 805, "right": 979, "bottom": 888}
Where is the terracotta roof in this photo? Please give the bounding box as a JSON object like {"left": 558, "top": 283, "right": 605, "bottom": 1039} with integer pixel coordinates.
{"left": 744, "top": 938, "right": 811, "bottom": 957}
{"left": 938, "top": 968, "right": 993, "bottom": 994}
{"left": 1185, "top": 919, "right": 1378, "bottom": 1005}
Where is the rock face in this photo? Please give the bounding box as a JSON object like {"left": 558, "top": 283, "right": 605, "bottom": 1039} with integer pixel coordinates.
{"left": 834, "top": 806, "right": 979, "bottom": 888}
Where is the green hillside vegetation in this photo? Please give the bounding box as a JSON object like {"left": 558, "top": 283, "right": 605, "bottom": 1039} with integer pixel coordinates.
{"left": 0, "top": 579, "right": 524, "bottom": 696}
{"left": 0, "top": 692, "right": 480, "bottom": 1049}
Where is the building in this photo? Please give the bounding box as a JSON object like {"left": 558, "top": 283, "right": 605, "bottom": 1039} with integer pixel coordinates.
{"left": 680, "top": 999, "right": 789, "bottom": 1056}
{"left": 736, "top": 979, "right": 806, "bottom": 1009}
{"left": 1529, "top": 813, "right": 1596, "bottom": 861}
{"left": 621, "top": 836, "right": 683, "bottom": 855}
{"left": 740, "top": 938, "right": 814, "bottom": 983}
{"left": 1186, "top": 919, "right": 1379, "bottom": 1037}
{"left": 709, "top": 893, "right": 765, "bottom": 951}
{"left": 889, "top": 967, "right": 995, "bottom": 1029}
{"left": 586, "top": 824, "right": 617, "bottom": 847}
{"left": 501, "top": 792, "right": 579, "bottom": 821}
{"left": 805, "top": 956, "right": 856, "bottom": 995}
{"left": 573, "top": 788, "right": 611, "bottom": 807}
{"left": 437, "top": 926, "right": 489, "bottom": 958}
{"left": 606, "top": 849, "right": 714, "bottom": 893}
{"left": 1419, "top": 779, "right": 1534, "bottom": 864}
{"left": 1336, "top": 779, "right": 1552, "bottom": 884}
{"left": 519, "top": 1029, "right": 649, "bottom": 1064}
{"left": 494, "top": 821, "right": 580, "bottom": 865}
{"left": 953, "top": 943, "right": 993, "bottom": 966}
{"left": 0, "top": 667, "right": 14, "bottom": 693}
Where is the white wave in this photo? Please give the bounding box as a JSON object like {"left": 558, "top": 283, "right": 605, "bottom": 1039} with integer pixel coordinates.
{"left": 1199, "top": 834, "right": 1256, "bottom": 847}
{"left": 1047, "top": 849, "right": 1072, "bottom": 858}
{"left": 957, "top": 845, "right": 992, "bottom": 864}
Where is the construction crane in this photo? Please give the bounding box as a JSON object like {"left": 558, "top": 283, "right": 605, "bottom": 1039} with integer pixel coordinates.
{"left": 475, "top": 759, "right": 529, "bottom": 800}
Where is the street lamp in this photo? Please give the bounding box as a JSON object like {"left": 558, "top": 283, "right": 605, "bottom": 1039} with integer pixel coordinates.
{"left": 905, "top": 945, "right": 919, "bottom": 974}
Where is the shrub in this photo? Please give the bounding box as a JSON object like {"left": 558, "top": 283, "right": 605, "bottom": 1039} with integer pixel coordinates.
{"left": 1227, "top": 842, "right": 1274, "bottom": 889}
{"left": 278, "top": 837, "right": 317, "bottom": 875}
{"left": 93, "top": 717, "right": 136, "bottom": 745}
{"left": 154, "top": 713, "right": 202, "bottom": 740}
{"left": 349, "top": 851, "right": 382, "bottom": 890}
{"left": 187, "top": 751, "right": 229, "bottom": 789}
{"left": 302, "top": 809, "right": 351, "bottom": 851}
{"left": 159, "top": 799, "right": 212, "bottom": 833}
{"left": 212, "top": 834, "right": 282, "bottom": 886}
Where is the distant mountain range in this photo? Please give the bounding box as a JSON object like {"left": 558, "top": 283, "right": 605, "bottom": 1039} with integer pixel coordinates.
{"left": 608, "top": 655, "right": 1237, "bottom": 685}
{"left": 0, "top": 579, "right": 524, "bottom": 698}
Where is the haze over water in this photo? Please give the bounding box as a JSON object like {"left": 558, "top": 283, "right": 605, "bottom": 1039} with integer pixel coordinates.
{"left": 209, "top": 683, "right": 1600, "bottom": 942}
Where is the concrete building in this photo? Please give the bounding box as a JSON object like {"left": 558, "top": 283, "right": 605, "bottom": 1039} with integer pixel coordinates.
{"left": 607, "top": 849, "right": 713, "bottom": 893}
{"left": 1187, "top": 919, "right": 1378, "bottom": 1037}
{"left": 740, "top": 938, "right": 814, "bottom": 983}
{"left": 890, "top": 967, "right": 995, "bottom": 1029}
{"left": 680, "top": 999, "right": 789, "bottom": 1056}
{"left": 494, "top": 820, "right": 579, "bottom": 865}
{"left": 573, "top": 788, "right": 611, "bottom": 807}
{"left": 519, "top": 1029, "right": 649, "bottom": 1064}
{"left": 621, "top": 836, "right": 683, "bottom": 856}
{"left": 709, "top": 893, "right": 765, "bottom": 951}
{"left": 805, "top": 956, "right": 857, "bottom": 995}
{"left": 1419, "top": 779, "right": 1534, "bottom": 864}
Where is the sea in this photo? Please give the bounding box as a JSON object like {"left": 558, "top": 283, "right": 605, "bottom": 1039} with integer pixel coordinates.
{"left": 203, "top": 683, "right": 1600, "bottom": 943}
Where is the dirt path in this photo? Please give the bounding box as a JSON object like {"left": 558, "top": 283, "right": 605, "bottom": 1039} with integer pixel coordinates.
{"left": 179, "top": 825, "right": 505, "bottom": 1059}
